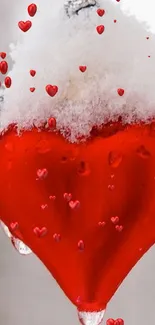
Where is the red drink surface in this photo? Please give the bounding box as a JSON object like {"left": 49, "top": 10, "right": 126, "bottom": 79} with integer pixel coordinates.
{"left": 0, "top": 121, "right": 155, "bottom": 311}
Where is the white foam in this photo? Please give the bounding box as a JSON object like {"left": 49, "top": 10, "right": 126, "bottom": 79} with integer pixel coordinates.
{"left": 1, "top": 0, "right": 155, "bottom": 141}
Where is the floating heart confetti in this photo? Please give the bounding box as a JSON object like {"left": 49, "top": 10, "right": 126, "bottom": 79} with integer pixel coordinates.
{"left": 111, "top": 216, "right": 119, "bottom": 224}
{"left": 36, "top": 168, "right": 48, "bottom": 179}
{"left": 0, "top": 52, "right": 6, "bottom": 59}
{"left": 114, "top": 19, "right": 117, "bottom": 23}
{"left": 27, "top": 3, "right": 37, "bottom": 17}
{"left": 64, "top": 192, "right": 72, "bottom": 202}
{"left": 117, "top": 88, "right": 124, "bottom": 96}
{"left": 33, "top": 226, "right": 47, "bottom": 237}
{"left": 115, "top": 225, "right": 123, "bottom": 232}
{"left": 30, "top": 87, "right": 35, "bottom": 92}
{"left": 18, "top": 21, "right": 32, "bottom": 32}
{"left": 4, "top": 76, "right": 12, "bottom": 88}
{"left": 0, "top": 61, "right": 8, "bottom": 74}
{"left": 30, "top": 69, "right": 36, "bottom": 77}
{"left": 78, "top": 240, "right": 85, "bottom": 251}
{"left": 45, "top": 85, "right": 58, "bottom": 97}
{"left": 48, "top": 117, "right": 56, "bottom": 129}
{"left": 10, "top": 222, "right": 19, "bottom": 231}
{"left": 53, "top": 233, "right": 61, "bottom": 242}
{"left": 79, "top": 66, "right": 87, "bottom": 73}
{"left": 49, "top": 195, "right": 56, "bottom": 200}
{"left": 69, "top": 200, "right": 80, "bottom": 209}
{"left": 97, "top": 9, "right": 105, "bottom": 17}
{"left": 96, "top": 25, "right": 105, "bottom": 35}
{"left": 98, "top": 221, "right": 106, "bottom": 227}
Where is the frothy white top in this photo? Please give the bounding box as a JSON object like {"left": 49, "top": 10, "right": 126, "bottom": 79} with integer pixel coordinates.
{"left": 1, "top": 0, "right": 155, "bottom": 142}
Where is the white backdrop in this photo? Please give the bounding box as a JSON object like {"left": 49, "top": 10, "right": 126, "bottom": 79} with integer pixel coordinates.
{"left": 1, "top": 1, "right": 155, "bottom": 324}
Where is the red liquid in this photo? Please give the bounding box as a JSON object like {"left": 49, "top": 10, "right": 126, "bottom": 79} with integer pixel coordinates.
{"left": 0, "top": 122, "right": 155, "bottom": 311}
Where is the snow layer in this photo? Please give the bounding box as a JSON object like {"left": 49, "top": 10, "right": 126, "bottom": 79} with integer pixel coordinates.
{"left": 1, "top": 0, "right": 155, "bottom": 141}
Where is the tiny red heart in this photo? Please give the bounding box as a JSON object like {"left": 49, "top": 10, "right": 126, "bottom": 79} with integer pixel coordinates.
{"left": 41, "top": 204, "right": 48, "bottom": 210}
{"left": 45, "top": 85, "right": 58, "bottom": 97}
{"left": 117, "top": 88, "right": 124, "bottom": 96}
{"left": 0, "top": 61, "right": 8, "bottom": 74}
{"left": 10, "top": 222, "right": 19, "bottom": 231}
{"left": 49, "top": 195, "right": 56, "bottom": 200}
{"left": 36, "top": 168, "right": 48, "bottom": 180}
{"left": 78, "top": 240, "right": 85, "bottom": 251}
{"left": 4, "top": 76, "right": 12, "bottom": 88}
{"left": 114, "top": 19, "right": 117, "bottom": 23}
{"left": 30, "top": 87, "right": 35, "bottom": 92}
{"left": 64, "top": 192, "right": 72, "bottom": 202}
{"left": 98, "top": 221, "right": 106, "bottom": 227}
{"left": 27, "top": 3, "right": 37, "bottom": 17}
{"left": 79, "top": 65, "right": 87, "bottom": 73}
{"left": 0, "top": 52, "right": 6, "bottom": 59}
{"left": 69, "top": 200, "right": 80, "bottom": 209}
{"left": 96, "top": 25, "right": 105, "bottom": 35}
{"left": 115, "top": 225, "right": 123, "bottom": 232}
{"left": 30, "top": 69, "right": 36, "bottom": 77}
{"left": 111, "top": 216, "right": 119, "bottom": 225}
{"left": 48, "top": 117, "right": 56, "bottom": 129}
{"left": 146, "top": 36, "right": 149, "bottom": 40}
{"left": 33, "top": 226, "right": 47, "bottom": 238}
{"left": 18, "top": 21, "right": 32, "bottom": 32}
{"left": 97, "top": 9, "right": 105, "bottom": 17}
{"left": 53, "top": 233, "right": 61, "bottom": 242}
{"left": 106, "top": 319, "right": 115, "bottom": 325}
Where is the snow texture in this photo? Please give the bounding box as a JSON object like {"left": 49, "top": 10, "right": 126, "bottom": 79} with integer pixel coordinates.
{"left": 1, "top": 0, "right": 155, "bottom": 142}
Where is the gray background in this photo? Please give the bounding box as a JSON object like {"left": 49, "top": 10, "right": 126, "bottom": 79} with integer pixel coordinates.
{"left": 1, "top": 0, "right": 155, "bottom": 324}
{"left": 0, "top": 228, "right": 155, "bottom": 325}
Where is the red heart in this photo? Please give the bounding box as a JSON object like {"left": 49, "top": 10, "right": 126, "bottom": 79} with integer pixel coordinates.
{"left": 48, "top": 117, "right": 56, "bottom": 129}
{"left": 0, "top": 61, "right": 8, "bottom": 74}
{"left": 18, "top": 21, "right": 32, "bottom": 32}
{"left": 30, "top": 87, "right": 35, "bottom": 92}
{"left": 97, "top": 9, "right": 105, "bottom": 17}
{"left": 111, "top": 216, "right": 119, "bottom": 224}
{"left": 30, "top": 70, "right": 36, "bottom": 77}
{"left": 45, "top": 85, "right": 58, "bottom": 97}
{"left": 0, "top": 52, "right": 6, "bottom": 59}
{"left": 79, "top": 66, "right": 87, "bottom": 73}
{"left": 1, "top": 122, "right": 155, "bottom": 314}
{"left": 106, "top": 319, "right": 124, "bottom": 325}
{"left": 96, "top": 25, "right": 105, "bottom": 35}
{"left": 27, "top": 3, "right": 37, "bottom": 17}
{"left": 117, "top": 88, "right": 124, "bottom": 96}
{"left": 64, "top": 192, "right": 72, "bottom": 202}
{"left": 4, "top": 76, "right": 12, "bottom": 88}
{"left": 10, "top": 222, "right": 19, "bottom": 231}
{"left": 69, "top": 200, "right": 80, "bottom": 209}
{"left": 33, "top": 226, "right": 47, "bottom": 238}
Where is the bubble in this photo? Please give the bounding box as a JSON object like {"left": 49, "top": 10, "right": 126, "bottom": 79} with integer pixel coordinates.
{"left": 108, "top": 151, "right": 122, "bottom": 168}
{"left": 77, "top": 161, "right": 90, "bottom": 176}
{"left": 78, "top": 240, "right": 85, "bottom": 251}
{"left": 136, "top": 145, "right": 150, "bottom": 159}
{"left": 11, "top": 237, "right": 32, "bottom": 255}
